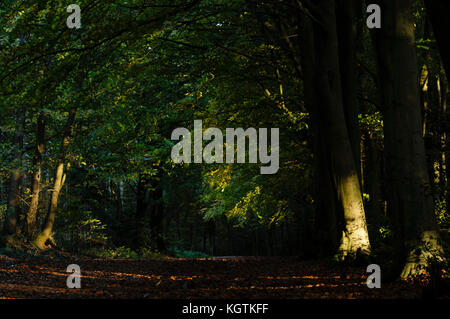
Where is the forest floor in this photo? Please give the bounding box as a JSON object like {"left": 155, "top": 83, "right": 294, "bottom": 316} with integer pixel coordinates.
{"left": 0, "top": 253, "right": 448, "bottom": 299}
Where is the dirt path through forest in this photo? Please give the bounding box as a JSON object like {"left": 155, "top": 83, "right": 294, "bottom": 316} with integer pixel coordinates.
{"left": 0, "top": 255, "right": 440, "bottom": 299}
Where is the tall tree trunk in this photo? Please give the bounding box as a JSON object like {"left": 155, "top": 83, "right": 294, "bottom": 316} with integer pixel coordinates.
{"left": 307, "top": 0, "right": 371, "bottom": 260}
{"left": 374, "top": 0, "right": 444, "bottom": 278}
{"left": 25, "top": 111, "right": 46, "bottom": 238}
{"left": 33, "top": 108, "right": 76, "bottom": 249}
{"left": 2, "top": 109, "right": 25, "bottom": 237}
{"left": 337, "top": 0, "right": 362, "bottom": 183}
{"left": 247, "top": 0, "right": 371, "bottom": 259}
{"left": 300, "top": 15, "right": 339, "bottom": 256}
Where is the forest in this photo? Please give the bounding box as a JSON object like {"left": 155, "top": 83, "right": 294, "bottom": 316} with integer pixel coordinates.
{"left": 0, "top": 0, "right": 450, "bottom": 301}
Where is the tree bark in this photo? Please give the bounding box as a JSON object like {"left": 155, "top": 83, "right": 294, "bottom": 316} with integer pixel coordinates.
{"left": 25, "top": 111, "right": 46, "bottom": 239}
{"left": 307, "top": 0, "right": 371, "bottom": 260}
{"left": 336, "top": 0, "right": 362, "bottom": 183}
{"left": 374, "top": 0, "right": 444, "bottom": 278}
{"left": 300, "top": 14, "right": 339, "bottom": 256}
{"left": 246, "top": 0, "right": 371, "bottom": 259}
{"left": 33, "top": 108, "right": 76, "bottom": 249}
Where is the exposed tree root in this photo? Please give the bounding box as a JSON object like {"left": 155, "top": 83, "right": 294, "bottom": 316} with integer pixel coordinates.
{"left": 336, "top": 230, "right": 371, "bottom": 263}
{"left": 400, "top": 231, "right": 446, "bottom": 280}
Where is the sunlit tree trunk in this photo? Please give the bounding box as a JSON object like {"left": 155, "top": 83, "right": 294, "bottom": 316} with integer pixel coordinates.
{"left": 307, "top": 0, "right": 371, "bottom": 260}
{"left": 374, "top": 0, "right": 444, "bottom": 278}
{"left": 33, "top": 108, "right": 76, "bottom": 249}
{"left": 25, "top": 111, "right": 46, "bottom": 238}
{"left": 246, "top": 0, "right": 371, "bottom": 259}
